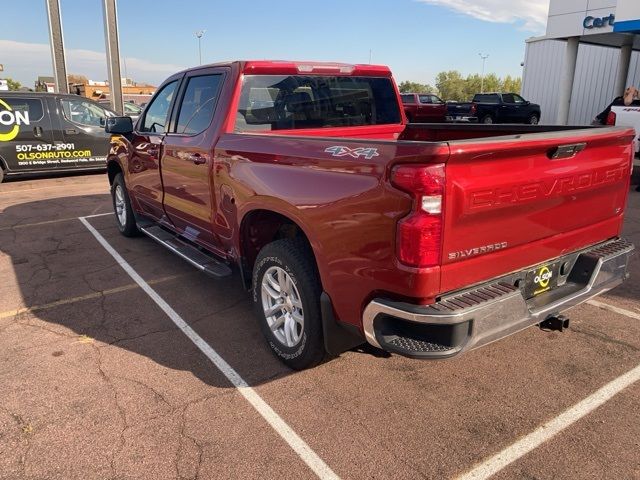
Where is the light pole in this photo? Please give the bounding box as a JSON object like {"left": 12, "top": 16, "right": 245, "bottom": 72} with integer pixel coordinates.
{"left": 195, "top": 30, "right": 206, "bottom": 65}
{"left": 479, "top": 53, "right": 489, "bottom": 93}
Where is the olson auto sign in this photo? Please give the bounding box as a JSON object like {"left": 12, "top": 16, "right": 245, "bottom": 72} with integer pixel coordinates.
{"left": 0, "top": 99, "right": 29, "bottom": 142}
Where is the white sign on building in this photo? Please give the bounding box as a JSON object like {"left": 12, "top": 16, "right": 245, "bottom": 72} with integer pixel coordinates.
{"left": 522, "top": 0, "right": 640, "bottom": 125}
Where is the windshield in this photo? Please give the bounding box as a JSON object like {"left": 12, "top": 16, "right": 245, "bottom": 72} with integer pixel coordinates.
{"left": 235, "top": 75, "right": 401, "bottom": 132}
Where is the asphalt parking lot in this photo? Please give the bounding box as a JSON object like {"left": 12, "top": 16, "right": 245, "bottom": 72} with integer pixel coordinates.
{"left": 0, "top": 173, "right": 639, "bottom": 480}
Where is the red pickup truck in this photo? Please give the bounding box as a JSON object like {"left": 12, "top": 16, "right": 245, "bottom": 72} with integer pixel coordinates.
{"left": 400, "top": 92, "right": 447, "bottom": 123}
{"left": 105, "top": 60, "right": 635, "bottom": 369}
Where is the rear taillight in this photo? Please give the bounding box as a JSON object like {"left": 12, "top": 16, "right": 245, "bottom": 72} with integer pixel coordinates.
{"left": 606, "top": 110, "right": 616, "bottom": 125}
{"left": 470, "top": 103, "right": 477, "bottom": 116}
{"left": 391, "top": 164, "right": 445, "bottom": 268}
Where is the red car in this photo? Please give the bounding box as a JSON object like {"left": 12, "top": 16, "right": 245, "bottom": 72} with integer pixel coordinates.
{"left": 104, "top": 60, "right": 635, "bottom": 369}
{"left": 400, "top": 92, "right": 447, "bottom": 122}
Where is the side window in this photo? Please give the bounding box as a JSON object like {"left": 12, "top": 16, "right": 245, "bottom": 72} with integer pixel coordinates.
{"left": 60, "top": 98, "right": 108, "bottom": 126}
{"left": 513, "top": 94, "right": 525, "bottom": 104}
{"left": 3, "top": 98, "right": 44, "bottom": 122}
{"left": 502, "top": 94, "right": 515, "bottom": 103}
{"left": 141, "top": 80, "right": 178, "bottom": 133}
{"left": 418, "top": 95, "right": 432, "bottom": 104}
{"left": 175, "top": 74, "right": 223, "bottom": 135}
{"left": 431, "top": 95, "right": 443, "bottom": 104}
{"left": 400, "top": 94, "right": 415, "bottom": 104}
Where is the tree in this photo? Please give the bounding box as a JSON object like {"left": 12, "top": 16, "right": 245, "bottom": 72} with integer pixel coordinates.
{"left": 501, "top": 75, "right": 522, "bottom": 94}
{"left": 5, "top": 78, "right": 21, "bottom": 91}
{"left": 435, "top": 71, "right": 466, "bottom": 102}
{"left": 403, "top": 71, "right": 523, "bottom": 101}
{"left": 398, "top": 81, "right": 437, "bottom": 94}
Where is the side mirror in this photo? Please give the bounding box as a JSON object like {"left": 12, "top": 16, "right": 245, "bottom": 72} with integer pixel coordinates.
{"left": 525, "top": 101, "right": 531, "bottom": 105}
{"left": 105, "top": 116, "right": 133, "bottom": 134}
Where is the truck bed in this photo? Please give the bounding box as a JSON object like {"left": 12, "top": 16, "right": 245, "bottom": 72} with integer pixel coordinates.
{"left": 216, "top": 123, "right": 635, "bottom": 329}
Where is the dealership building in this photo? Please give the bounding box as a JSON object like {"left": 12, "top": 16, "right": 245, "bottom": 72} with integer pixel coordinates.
{"left": 521, "top": 0, "right": 640, "bottom": 124}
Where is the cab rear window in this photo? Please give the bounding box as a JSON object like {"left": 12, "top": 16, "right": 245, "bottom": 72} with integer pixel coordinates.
{"left": 235, "top": 75, "right": 401, "bottom": 132}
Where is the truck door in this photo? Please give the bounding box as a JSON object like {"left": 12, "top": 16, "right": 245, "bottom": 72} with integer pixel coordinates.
{"left": 0, "top": 95, "right": 55, "bottom": 173}
{"left": 418, "top": 94, "right": 439, "bottom": 122}
{"left": 511, "top": 94, "right": 530, "bottom": 123}
{"left": 161, "top": 68, "right": 226, "bottom": 251}
{"left": 500, "top": 94, "right": 520, "bottom": 123}
{"left": 127, "top": 79, "right": 181, "bottom": 221}
{"left": 57, "top": 97, "right": 111, "bottom": 168}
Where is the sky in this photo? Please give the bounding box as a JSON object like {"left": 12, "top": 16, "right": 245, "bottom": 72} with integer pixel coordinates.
{"left": 0, "top": 0, "right": 550, "bottom": 88}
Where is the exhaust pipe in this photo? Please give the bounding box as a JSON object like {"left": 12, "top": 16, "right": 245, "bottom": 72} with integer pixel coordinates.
{"left": 539, "top": 314, "right": 570, "bottom": 332}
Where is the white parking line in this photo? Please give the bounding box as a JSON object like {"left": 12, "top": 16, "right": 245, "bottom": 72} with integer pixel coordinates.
{"left": 81, "top": 212, "right": 113, "bottom": 219}
{"left": 79, "top": 216, "right": 339, "bottom": 480}
{"left": 456, "top": 363, "right": 640, "bottom": 480}
{"left": 587, "top": 299, "right": 640, "bottom": 320}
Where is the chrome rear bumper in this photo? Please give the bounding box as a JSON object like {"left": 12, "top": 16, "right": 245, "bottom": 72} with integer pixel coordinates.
{"left": 362, "top": 238, "right": 634, "bottom": 359}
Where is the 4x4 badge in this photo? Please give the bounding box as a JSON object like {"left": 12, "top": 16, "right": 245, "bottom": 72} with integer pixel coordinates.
{"left": 325, "top": 146, "right": 379, "bottom": 160}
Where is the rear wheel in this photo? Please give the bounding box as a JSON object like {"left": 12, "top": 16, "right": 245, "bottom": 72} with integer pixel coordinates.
{"left": 528, "top": 114, "right": 539, "bottom": 125}
{"left": 111, "top": 173, "right": 139, "bottom": 237}
{"left": 252, "top": 238, "right": 325, "bottom": 370}
{"left": 481, "top": 115, "right": 494, "bottom": 124}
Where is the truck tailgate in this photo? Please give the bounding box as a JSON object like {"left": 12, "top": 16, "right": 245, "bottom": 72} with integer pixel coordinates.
{"left": 440, "top": 127, "right": 635, "bottom": 293}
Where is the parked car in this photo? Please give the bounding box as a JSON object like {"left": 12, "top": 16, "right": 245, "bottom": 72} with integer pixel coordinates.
{"left": 472, "top": 93, "right": 541, "bottom": 124}
{"left": 400, "top": 93, "right": 447, "bottom": 122}
{"left": 104, "top": 60, "right": 635, "bottom": 370}
{"left": 0, "top": 92, "right": 112, "bottom": 182}
{"left": 98, "top": 100, "right": 142, "bottom": 124}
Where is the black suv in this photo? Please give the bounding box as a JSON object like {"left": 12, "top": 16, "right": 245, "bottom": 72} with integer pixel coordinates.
{"left": 0, "top": 92, "right": 116, "bottom": 182}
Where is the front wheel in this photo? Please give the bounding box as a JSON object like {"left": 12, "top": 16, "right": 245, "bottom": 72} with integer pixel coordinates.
{"left": 0, "top": 164, "right": 5, "bottom": 184}
{"left": 252, "top": 238, "right": 325, "bottom": 370}
{"left": 528, "top": 115, "right": 539, "bottom": 125}
{"left": 111, "top": 173, "right": 139, "bottom": 237}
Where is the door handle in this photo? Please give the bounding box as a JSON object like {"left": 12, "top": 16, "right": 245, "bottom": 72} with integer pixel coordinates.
{"left": 189, "top": 154, "right": 206, "bottom": 165}
{"left": 33, "top": 126, "right": 43, "bottom": 137}
{"left": 65, "top": 128, "right": 78, "bottom": 135}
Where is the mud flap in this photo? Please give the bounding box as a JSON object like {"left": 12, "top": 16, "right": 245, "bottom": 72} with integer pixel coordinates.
{"left": 321, "top": 292, "right": 365, "bottom": 356}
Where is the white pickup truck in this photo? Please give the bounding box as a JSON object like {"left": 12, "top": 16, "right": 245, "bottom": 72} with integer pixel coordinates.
{"left": 608, "top": 105, "right": 640, "bottom": 153}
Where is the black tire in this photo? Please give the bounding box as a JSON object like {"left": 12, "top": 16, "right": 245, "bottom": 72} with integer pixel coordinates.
{"left": 528, "top": 114, "right": 539, "bottom": 125}
{"left": 481, "top": 115, "right": 494, "bottom": 124}
{"left": 0, "top": 164, "right": 4, "bottom": 184}
{"left": 252, "top": 238, "right": 325, "bottom": 370}
{"left": 111, "top": 173, "right": 139, "bottom": 237}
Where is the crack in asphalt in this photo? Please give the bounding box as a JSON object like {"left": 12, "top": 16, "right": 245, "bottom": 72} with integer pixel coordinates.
{"left": 92, "top": 344, "right": 127, "bottom": 480}
{"left": 176, "top": 405, "right": 204, "bottom": 480}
